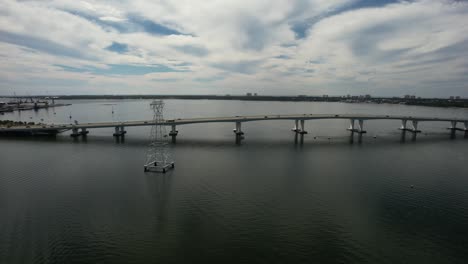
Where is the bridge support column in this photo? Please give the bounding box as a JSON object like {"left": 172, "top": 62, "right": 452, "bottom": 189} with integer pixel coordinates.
{"left": 399, "top": 119, "right": 408, "bottom": 142}
{"left": 358, "top": 120, "right": 367, "bottom": 143}
{"left": 292, "top": 119, "right": 307, "bottom": 143}
{"left": 408, "top": 120, "right": 421, "bottom": 140}
{"left": 299, "top": 120, "right": 308, "bottom": 134}
{"left": 70, "top": 127, "right": 80, "bottom": 137}
{"left": 464, "top": 121, "right": 468, "bottom": 138}
{"left": 357, "top": 120, "right": 366, "bottom": 134}
{"left": 299, "top": 119, "right": 307, "bottom": 143}
{"left": 448, "top": 121, "right": 457, "bottom": 139}
{"left": 347, "top": 119, "right": 365, "bottom": 143}
{"left": 113, "top": 126, "right": 127, "bottom": 137}
{"left": 169, "top": 125, "right": 178, "bottom": 143}
{"left": 399, "top": 119, "right": 408, "bottom": 130}
{"left": 80, "top": 127, "right": 89, "bottom": 136}
{"left": 292, "top": 120, "right": 299, "bottom": 132}
{"left": 347, "top": 119, "right": 366, "bottom": 133}
{"left": 233, "top": 122, "right": 244, "bottom": 144}
{"left": 347, "top": 119, "right": 356, "bottom": 143}
{"left": 348, "top": 119, "right": 355, "bottom": 131}
{"left": 410, "top": 120, "right": 420, "bottom": 132}
{"left": 447, "top": 121, "right": 468, "bottom": 139}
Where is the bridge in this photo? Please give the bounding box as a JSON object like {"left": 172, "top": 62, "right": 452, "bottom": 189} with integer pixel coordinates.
{"left": 1, "top": 114, "right": 467, "bottom": 142}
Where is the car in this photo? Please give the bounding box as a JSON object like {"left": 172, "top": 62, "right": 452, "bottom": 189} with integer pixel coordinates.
{"left": 166, "top": 119, "right": 175, "bottom": 122}
{"left": 335, "top": 114, "right": 339, "bottom": 117}
{"left": 264, "top": 116, "right": 268, "bottom": 118}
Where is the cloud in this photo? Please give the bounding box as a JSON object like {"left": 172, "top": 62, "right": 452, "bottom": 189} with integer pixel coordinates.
{"left": 56, "top": 63, "right": 186, "bottom": 75}
{"left": 0, "top": 31, "right": 85, "bottom": 58}
{"left": 211, "top": 60, "right": 262, "bottom": 75}
{"left": 0, "top": 0, "right": 467, "bottom": 96}
{"left": 173, "top": 45, "right": 209, "bottom": 57}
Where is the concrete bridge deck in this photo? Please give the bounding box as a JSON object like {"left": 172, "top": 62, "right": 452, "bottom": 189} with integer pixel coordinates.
{"left": 1, "top": 114, "right": 467, "bottom": 142}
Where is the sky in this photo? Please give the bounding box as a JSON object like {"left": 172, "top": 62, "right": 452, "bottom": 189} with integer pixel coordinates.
{"left": 0, "top": 0, "right": 467, "bottom": 97}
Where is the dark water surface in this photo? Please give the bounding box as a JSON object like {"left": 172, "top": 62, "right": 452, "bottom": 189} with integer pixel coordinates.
{"left": 1, "top": 100, "right": 468, "bottom": 263}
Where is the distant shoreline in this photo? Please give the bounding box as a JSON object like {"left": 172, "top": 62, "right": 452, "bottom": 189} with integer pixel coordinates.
{"left": 1, "top": 95, "right": 467, "bottom": 108}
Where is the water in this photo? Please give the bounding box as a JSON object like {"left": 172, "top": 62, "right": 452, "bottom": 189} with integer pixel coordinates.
{"left": 1, "top": 100, "right": 468, "bottom": 263}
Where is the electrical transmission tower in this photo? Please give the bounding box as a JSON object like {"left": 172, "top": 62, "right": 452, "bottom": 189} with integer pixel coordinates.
{"left": 144, "top": 100, "right": 174, "bottom": 173}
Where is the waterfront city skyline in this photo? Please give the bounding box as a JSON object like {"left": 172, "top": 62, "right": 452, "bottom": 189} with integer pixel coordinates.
{"left": 1, "top": 0, "right": 468, "bottom": 97}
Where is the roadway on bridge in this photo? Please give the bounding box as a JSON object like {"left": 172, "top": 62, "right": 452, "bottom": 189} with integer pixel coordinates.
{"left": 1, "top": 114, "right": 467, "bottom": 132}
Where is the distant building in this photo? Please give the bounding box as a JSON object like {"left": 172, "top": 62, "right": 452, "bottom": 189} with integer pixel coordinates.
{"left": 365, "top": 94, "right": 371, "bottom": 99}
{"left": 323, "top": 95, "right": 329, "bottom": 98}
{"left": 449, "top": 96, "right": 454, "bottom": 100}
{"left": 254, "top": 93, "right": 257, "bottom": 96}
{"left": 455, "top": 96, "right": 461, "bottom": 99}
{"left": 246, "top": 93, "right": 252, "bottom": 96}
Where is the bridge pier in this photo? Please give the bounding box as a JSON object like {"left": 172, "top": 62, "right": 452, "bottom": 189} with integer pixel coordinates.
{"left": 233, "top": 122, "right": 244, "bottom": 144}
{"left": 71, "top": 127, "right": 89, "bottom": 137}
{"left": 465, "top": 121, "right": 468, "bottom": 138}
{"left": 169, "top": 125, "right": 178, "bottom": 143}
{"left": 80, "top": 128, "right": 89, "bottom": 136}
{"left": 298, "top": 120, "right": 307, "bottom": 143}
{"left": 399, "top": 119, "right": 408, "bottom": 142}
{"left": 347, "top": 119, "right": 366, "bottom": 133}
{"left": 292, "top": 119, "right": 307, "bottom": 143}
{"left": 357, "top": 120, "right": 366, "bottom": 134}
{"left": 347, "top": 119, "right": 366, "bottom": 143}
{"left": 447, "top": 121, "right": 468, "bottom": 139}
{"left": 70, "top": 127, "right": 80, "bottom": 137}
{"left": 299, "top": 120, "right": 308, "bottom": 134}
{"left": 407, "top": 120, "right": 421, "bottom": 140}
{"left": 292, "top": 120, "right": 299, "bottom": 133}
{"left": 113, "top": 126, "right": 127, "bottom": 137}
{"left": 399, "top": 119, "right": 408, "bottom": 131}
{"left": 409, "top": 120, "right": 421, "bottom": 133}
{"left": 448, "top": 121, "right": 457, "bottom": 139}
{"left": 400, "top": 129, "right": 407, "bottom": 142}
{"left": 348, "top": 119, "right": 355, "bottom": 131}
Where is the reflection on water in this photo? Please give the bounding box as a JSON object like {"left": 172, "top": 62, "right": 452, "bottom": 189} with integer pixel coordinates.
{"left": 1, "top": 100, "right": 468, "bottom": 263}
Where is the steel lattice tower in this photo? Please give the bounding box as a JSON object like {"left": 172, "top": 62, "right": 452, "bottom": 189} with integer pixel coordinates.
{"left": 144, "top": 100, "right": 174, "bottom": 173}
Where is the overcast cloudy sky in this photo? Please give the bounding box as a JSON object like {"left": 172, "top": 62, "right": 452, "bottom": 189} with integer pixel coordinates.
{"left": 0, "top": 0, "right": 467, "bottom": 97}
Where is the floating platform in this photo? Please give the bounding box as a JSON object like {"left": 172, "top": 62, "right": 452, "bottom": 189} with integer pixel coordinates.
{"left": 447, "top": 127, "right": 466, "bottom": 131}
{"left": 144, "top": 161, "right": 175, "bottom": 173}
{"left": 233, "top": 129, "right": 244, "bottom": 135}
{"left": 113, "top": 131, "right": 127, "bottom": 136}
{"left": 399, "top": 128, "right": 421, "bottom": 133}
{"left": 347, "top": 128, "right": 367, "bottom": 134}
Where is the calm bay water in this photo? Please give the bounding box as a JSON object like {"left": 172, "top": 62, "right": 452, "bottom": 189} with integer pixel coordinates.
{"left": 1, "top": 99, "right": 468, "bottom": 263}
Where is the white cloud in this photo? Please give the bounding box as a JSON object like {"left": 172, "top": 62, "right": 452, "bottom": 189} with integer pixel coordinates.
{"left": 0, "top": 0, "right": 467, "bottom": 96}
